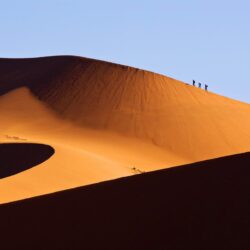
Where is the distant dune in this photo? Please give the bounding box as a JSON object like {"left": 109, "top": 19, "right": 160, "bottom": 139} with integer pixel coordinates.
{"left": 1, "top": 152, "right": 250, "bottom": 249}
{"left": 0, "top": 55, "right": 250, "bottom": 203}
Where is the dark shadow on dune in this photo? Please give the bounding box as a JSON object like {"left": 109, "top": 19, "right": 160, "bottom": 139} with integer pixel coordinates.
{"left": 0, "top": 56, "right": 87, "bottom": 96}
{"left": 0, "top": 152, "right": 250, "bottom": 249}
{"left": 0, "top": 143, "right": 54, "bottom": 178}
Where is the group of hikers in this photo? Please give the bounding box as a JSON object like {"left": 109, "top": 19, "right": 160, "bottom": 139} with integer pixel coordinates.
{"left": 192, "top": 80, "right": 208, "bottom": 91}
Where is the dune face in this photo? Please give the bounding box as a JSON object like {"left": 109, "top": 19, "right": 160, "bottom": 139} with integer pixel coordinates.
{"left": 0, "top": 153, "right": 250, "bottom": 249}
{"left": 0, "top": 55, "right": 250, "bottom": 203}
{"left": 1, "top": 56, "right": 250, "bottom": 159}
{"left": 0, "top": 143, "right": 54, "bottom": 179}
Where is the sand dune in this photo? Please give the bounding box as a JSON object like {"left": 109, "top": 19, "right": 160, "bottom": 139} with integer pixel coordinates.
{"left": 1, "top": 152, "right": 250, "bottom": 249}
{"left": 0, "top": 55, "right": 250, "bottom": 203}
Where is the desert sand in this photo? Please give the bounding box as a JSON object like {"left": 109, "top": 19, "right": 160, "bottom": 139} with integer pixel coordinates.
{"left": 0, "top": 55, "right": 250, "bottom": 203}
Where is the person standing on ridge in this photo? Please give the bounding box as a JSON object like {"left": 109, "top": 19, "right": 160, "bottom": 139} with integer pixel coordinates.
{"left": 193, "top": 80, "right": 195, "bottom": 86}
{"left": 198, "top": 83, "right": 201, "bottom": 88}
{"left": 205, "top": 84, "right": 208, "bottom": 91}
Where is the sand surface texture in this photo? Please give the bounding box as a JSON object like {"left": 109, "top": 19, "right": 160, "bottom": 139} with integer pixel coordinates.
{"left": 0, "top": 55, "right": 250, "bottom": 203}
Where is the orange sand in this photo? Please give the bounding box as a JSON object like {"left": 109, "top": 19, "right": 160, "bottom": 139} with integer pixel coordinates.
{"left": 0, "top": 55, "right": 250, "bottom": 203}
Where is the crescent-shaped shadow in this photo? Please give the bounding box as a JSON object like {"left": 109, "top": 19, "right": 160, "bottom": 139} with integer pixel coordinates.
{"left": 0, "top": 143, "right": 55, "bottom": 179}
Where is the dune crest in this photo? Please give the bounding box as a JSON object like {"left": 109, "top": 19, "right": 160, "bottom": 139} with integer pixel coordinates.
{"left": 1, "top": 56, "right": 250, "bottom": 160}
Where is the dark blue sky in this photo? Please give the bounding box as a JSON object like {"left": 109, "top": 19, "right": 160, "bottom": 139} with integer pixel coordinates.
{"left": 1, "top": 0, "right": 249, "bottom": 103}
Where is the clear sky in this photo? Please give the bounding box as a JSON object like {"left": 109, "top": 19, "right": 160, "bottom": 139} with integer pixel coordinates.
{"left": 1, "top": 0, "right": 249, "bottom": 103}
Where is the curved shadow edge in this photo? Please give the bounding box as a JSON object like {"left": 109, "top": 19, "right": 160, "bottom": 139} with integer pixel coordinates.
{"left": 0, "top": 143, "right": 55, "bottom": 179}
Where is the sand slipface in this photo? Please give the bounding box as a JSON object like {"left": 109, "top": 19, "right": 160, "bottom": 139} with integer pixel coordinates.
{"left": 0, "top": 55, "right": 250, "bottom": 203}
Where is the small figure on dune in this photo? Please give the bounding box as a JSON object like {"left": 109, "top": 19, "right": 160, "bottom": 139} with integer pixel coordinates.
{"left": 192, "top": 80, "right": 195, "bottom": 86}
{"left": 205, "top": 84, "right": 208, "bottom": 91}
{"left": 198, "top": 83, "right": 201, "bottom": 88}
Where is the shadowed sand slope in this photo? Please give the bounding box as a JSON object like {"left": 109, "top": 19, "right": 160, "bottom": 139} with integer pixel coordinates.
{"left": 1, "top": 152, "right": 250, "bottom": 249}
{"left": 0, "top": 143, "right": 54, "bottom": 178}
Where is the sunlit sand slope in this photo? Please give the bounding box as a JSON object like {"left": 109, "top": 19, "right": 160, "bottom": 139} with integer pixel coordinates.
{"left": 0, "top": 55, "right": 250, "bottom": 203}
{"left": 1, "top": 56, "right": 250, "bottom": 160}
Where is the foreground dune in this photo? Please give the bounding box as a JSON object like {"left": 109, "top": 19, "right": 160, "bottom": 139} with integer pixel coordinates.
{"left": 0, "top": 55, "right": 250, "bottom": 203}
{"left": 1, "top": 153, "right": 250, "bottom": 249}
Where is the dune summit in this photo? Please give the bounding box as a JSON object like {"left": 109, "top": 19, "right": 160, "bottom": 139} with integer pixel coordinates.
{"left": 0, "top": 55, "right": 250, "bottom": 203}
